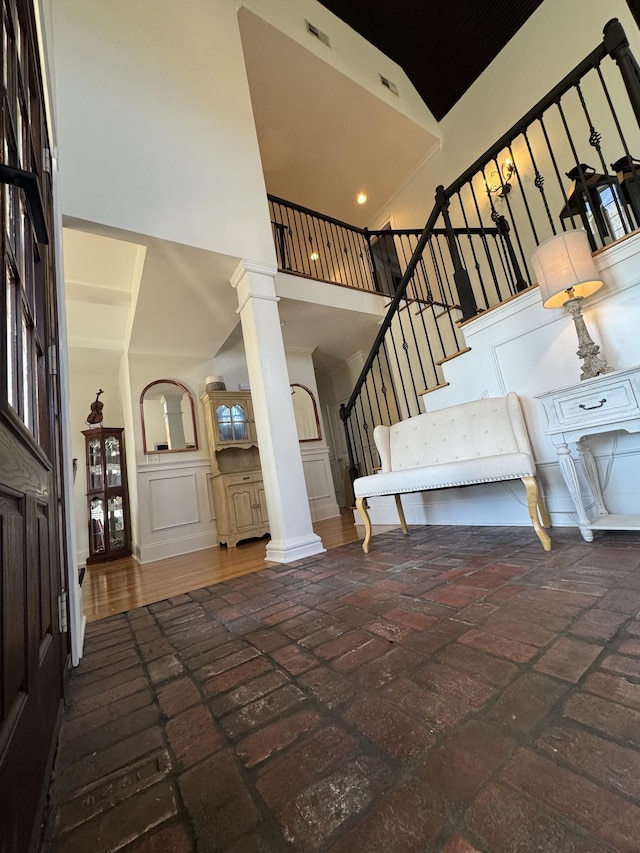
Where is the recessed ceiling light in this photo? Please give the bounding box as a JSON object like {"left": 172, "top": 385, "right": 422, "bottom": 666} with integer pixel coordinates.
{"left": 310, "top": 251, "right": 319, "bottom": 261}
{"left": 356, "top": 193, "right": 368, "bottom": 205}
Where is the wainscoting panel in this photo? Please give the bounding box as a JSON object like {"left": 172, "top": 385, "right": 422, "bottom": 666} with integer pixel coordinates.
{"left": 149, "top": 473, "right": 199, "bottom": 531}
{"left": 300, "top": 446, "right": 340, "bottom": 521}
{"left": 136, "top": 459, "right": 217, "bottom": 563}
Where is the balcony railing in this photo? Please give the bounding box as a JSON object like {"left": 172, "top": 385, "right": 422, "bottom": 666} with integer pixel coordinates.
{"left": 338, "top": 18, "right": 640, "bottom": 484}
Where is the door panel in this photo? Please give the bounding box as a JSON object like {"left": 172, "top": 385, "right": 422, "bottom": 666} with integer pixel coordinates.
{"left": 256, "top": 485, "right": 268, "bottom": 525}
{"left": 229, "top": 486, "right": 256, "bottom": 533}
{"left": 0, "top": 1, "right": 67, "bottom": 850}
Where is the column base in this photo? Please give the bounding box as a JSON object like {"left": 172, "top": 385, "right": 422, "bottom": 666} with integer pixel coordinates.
{"left": 265, "top": 533, "right": 325, "bottom": 563}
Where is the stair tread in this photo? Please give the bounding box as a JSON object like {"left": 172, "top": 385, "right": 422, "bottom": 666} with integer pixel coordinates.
{"left": 435, "top": 347, "right": 471, "bottom": 366}
{"left": 418, "top": 382, "right": 450, "bottom": 396}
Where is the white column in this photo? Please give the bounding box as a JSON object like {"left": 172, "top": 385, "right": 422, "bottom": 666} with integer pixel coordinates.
{"left": 231, "top": 260, "right": 325, "bottom": 562}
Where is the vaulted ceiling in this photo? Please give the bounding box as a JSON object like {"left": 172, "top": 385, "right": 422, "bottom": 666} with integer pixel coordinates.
{"left": 318, "top": 0, "right": 545, "bottom": 121}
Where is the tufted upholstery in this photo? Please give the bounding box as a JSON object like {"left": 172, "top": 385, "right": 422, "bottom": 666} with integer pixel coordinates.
{"left": 356, "top": 394, "right": 535, "bottom": 497}
{"left": 353, "top": 392, "right": 551, "bottom": 552}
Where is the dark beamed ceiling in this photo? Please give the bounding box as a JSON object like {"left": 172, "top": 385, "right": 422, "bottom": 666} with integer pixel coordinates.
{"left": 318, "top": 0, "right": 544, "bottom": 121}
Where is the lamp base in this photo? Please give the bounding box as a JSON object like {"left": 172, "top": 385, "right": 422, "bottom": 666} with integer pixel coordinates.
{"left": 565, "top": 296, "right": 613, "bottom": 381}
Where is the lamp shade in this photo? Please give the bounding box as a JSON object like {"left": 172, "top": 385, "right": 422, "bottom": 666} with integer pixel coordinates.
{"left": 531, "top": 229, "right": 603, "bottom": 308}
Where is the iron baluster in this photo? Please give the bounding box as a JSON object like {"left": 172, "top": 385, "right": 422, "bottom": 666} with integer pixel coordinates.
{"left": 556, "top": 100, "right": 604, "bottom": 249}
{"left": 576, "top": 79, "right": 632, "bottom": 232}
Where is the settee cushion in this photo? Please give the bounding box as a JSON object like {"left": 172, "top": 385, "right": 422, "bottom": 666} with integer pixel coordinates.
{"left": 353, "top": 450, "right": 535, "bottom": 499}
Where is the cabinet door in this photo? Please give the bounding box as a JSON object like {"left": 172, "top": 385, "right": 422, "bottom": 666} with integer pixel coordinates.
{"left": 107, "top": 493, "right": 127, "bottom": 552}
{"left": 87, "top": 436, "right": 104, "bottom": 491}
{"left": 228, "top": 485, "right": 258, "bottom": 533}
{"left": 103, "top": 433, "right": 122, "bottom": 487}
{"left": 214, "top": 401, "right": 250, "bottom": 443}
{"left": 212, "top": 395, "right": 256, "bottom": 444}
{"left": 89, "top": 496, "right": 107, "bottom": 558}
{"left": 255, "top": 484, "right": 269, "bottom": 525}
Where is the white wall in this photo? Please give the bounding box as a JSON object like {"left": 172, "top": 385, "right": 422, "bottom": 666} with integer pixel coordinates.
{"left": 240, "top": 0, "right": 439, "bottom": 138}
{"left": 51, "top": 0, "right": 275, "bottom": 264}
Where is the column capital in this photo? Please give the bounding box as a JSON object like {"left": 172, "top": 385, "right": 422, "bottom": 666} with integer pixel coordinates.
{"left": 231, "top": 258, "right": 278, "bottom": 289}
{"left": 231, "top": 259, "right": 280, "bottom": 313}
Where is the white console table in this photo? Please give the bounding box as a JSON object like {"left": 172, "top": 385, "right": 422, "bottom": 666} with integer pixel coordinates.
{"left": 536, "top": 365, "right": 640, "bottom": 541}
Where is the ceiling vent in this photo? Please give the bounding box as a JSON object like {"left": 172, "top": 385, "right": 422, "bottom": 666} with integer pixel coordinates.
{"left": 379, "top": 74, "right": 399, "bottom": 96}
{"left": 305, "top": 20, "right": 331, "bottom": 48}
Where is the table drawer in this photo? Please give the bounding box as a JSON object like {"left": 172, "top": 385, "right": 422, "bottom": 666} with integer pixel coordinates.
{"left": 553, "top": 378, "right": 639, "bottom": 427}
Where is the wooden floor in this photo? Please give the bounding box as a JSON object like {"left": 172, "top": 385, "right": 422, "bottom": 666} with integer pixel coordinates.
{"left": 82, "top": 511, "right": 366, "bottom": 623}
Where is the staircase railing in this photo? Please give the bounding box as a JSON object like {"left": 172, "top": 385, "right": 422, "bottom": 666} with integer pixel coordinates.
{"left": 341, "top": 18, "right": 640, "bottom": 485}
{"left": 268, "top": 198, "right": 523, "bottom": 302}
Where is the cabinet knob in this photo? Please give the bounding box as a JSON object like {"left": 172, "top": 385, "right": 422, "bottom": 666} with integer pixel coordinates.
{"left": 251, "top": 503, "right": 257, "bottom": 509}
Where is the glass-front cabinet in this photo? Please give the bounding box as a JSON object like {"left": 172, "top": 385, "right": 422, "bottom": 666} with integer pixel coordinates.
{"left": 201, "top": 390, "right": 269, "bottom": 548}
{"left": 82, "top": 427, "right": 131, "bottom": 564}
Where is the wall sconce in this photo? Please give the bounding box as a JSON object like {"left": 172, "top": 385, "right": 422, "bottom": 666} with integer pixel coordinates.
{"left": 559, "top": 163, "right": 625, "bottom": 250}
{"left": 531, "top": 229, "right": 613, "bottom": 381}
{"left": 486, "top": 158, "right": 516, "bottom": 197}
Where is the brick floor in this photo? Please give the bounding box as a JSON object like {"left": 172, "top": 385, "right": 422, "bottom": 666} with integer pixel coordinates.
{"left": 39, "top": 525, "right": 640, "bottom": 852}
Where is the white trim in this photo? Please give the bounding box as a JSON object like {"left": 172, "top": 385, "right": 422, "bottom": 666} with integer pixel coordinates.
{"left": 265, "top": 532, "right": 325, "bottom": 563}
{"left": 137, "top": 458, "right": 211, "bottom": 474}
{"left": 231, "top": 258, "right": 278, "bottom": 288}
{"left": 138, "top": 530, "right": 219, "bottom": 564}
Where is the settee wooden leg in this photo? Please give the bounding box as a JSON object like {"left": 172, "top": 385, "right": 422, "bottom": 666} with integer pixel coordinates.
{"left": 521, "top": 476, "right": 552, "bottom": 551}
{"left": 355, "top": 497, "right": 372, "bottom": 553}
{"left": 537, "top": 490, "right": 551, "bottom": 528}
{"left": 394, "top": 494, "right": 408, "bottom": 535}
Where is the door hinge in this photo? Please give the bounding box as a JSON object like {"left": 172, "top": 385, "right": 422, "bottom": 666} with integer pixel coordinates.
{"left": 48, "top": 344, "right": 57, "bottom": 375}
{"left": 58, "top": 590, "right": 68, "bottom": 633}
{"left": 43, "top": 146, "right": 52, "bottom": 174}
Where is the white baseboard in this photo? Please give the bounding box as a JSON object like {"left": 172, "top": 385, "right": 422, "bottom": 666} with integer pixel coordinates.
{"left": 138, "top": 530, "right": 219, "bottom": 564}
{"left": 309, "top": 497, "right": 341, "bottom": 522}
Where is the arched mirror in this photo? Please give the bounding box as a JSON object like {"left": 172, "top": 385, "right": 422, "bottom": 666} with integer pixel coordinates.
{"left": 291, "top": 383, "right": 321, "bottom": 442}
{"left": 140, "top": 379, "right": 198, "bottom": 453}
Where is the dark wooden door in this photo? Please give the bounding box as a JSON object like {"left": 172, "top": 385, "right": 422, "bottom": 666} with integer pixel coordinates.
{"left": 0, "top": 1, "right": 68, "bottom": 851}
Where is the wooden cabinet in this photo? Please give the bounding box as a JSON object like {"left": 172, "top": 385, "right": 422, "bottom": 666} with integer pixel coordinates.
{"left": 201, "top": 390, "right": 269, "bottom": 548}
{"left": 82, "top": 427, "right": 131, "bottom": 564}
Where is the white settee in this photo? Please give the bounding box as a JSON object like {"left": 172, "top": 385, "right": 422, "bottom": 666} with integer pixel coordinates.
{"left": 353, "top": 392, "right": 551, "bottom": 552}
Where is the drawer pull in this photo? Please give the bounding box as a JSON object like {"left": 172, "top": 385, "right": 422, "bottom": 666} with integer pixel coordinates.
{"left": 242, "top": 476, "right": 250, "bottom": 480}
{"left": 579, "top": 398, "right": 607, "bottom": 411}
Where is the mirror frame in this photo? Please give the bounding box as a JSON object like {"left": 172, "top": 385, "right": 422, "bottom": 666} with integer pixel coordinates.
{"left": 291, "top": 383, "right": 321, "bottom": 442}
{"left": 140, "top": 379, "right": 199, "bottom": 454}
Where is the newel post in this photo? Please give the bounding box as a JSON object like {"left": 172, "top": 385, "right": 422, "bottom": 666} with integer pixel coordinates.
{"left": 497, "top": 215, "right": 528, "bottom": 292}
{"left": 604, "top": 18, "right": 640, "bottom": 130}
{"left": 435, "top": 185, "right": 477, "bottom": 320}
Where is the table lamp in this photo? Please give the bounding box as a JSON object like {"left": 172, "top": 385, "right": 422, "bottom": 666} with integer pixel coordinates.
{"left": 531, "top": 229, "right": 613, "bottom": 380}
